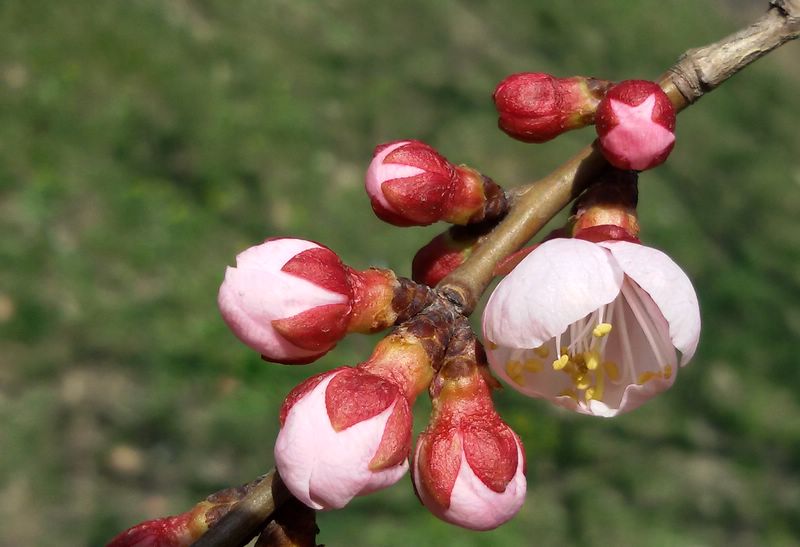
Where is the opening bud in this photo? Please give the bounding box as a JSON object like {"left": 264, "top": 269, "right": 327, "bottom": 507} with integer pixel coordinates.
{"left": 411, "top": 227, "right": 483, "bottom": 287}
{"left": 365, "top": 140, "right": 505, "bottom": 226}
{"left": 413, "top": 352, "right": 526, "bottom": 530}
{"left": 275, "top": 366, "right": 413, "bottom": 510}
{"left": 218, "top": 238, "right": 354, "bottom": 364}
{"left": 595, "top": 80, "right": 676, "bottom": 171}
{"left": 493, "top": 72, "right": 612, "bottom": 143}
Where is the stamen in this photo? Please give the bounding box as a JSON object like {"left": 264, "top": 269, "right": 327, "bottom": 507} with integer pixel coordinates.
{"left": 593, "top": 323, "right": 613, "bottom": 337}
{"left": 568, "top": 316, "right": 597, "bottom": 352}
{"left": 487, "top": 340, "right": 498, "bottom": 350}
{"left": 533, "top": 345, "right": 550, "bottom": 358}
{"left": 603, "top": 361, "right": 620, "bottom": 381}
{"left": 663, "top": 364, "right": 673, "bottom": 379}
{"left": 616, "top": 296, "right": 637, "bottom": 383}
{"left": 595, "top": 365, "right": 606, "bottom": 399}
{"left": 524, "top": 358, "right": 543, "bottom": 372}
{"left": 505, "top": 360, "right": 525, "bottom": 386}
{"left": 621, "top": 282, "right": 675, "bottom": 373}
{"left": 584, "top": 351, "right": 599, "bottom": 371}
{"left": 638, "top": 371, "right": 659, "bottom": 384}
{"left": 552, "top": 354, "right": 569, "bottom": 370}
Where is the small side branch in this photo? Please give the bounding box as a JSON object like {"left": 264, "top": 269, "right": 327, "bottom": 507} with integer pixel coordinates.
{"left": 192, "top": 470, "right": 290, "bottom": 547}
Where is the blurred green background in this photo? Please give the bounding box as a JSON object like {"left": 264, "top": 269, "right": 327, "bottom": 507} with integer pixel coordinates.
{"left": 1, "top": 0, "right": 799, "bottom": 545}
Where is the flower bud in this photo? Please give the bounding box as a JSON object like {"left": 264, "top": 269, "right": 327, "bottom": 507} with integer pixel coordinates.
{"left": 218, "top": 238, "right": 353, "bottom": 364}
{"left": 493, "top": 72, "right": 612, "bottom": 143}
{"left": 275, "top": 366, "right": 413, "bottom": 510}
{"left": 412, "top": 230, "right": 473, "bottom": 287}
{"left": 595, "top": 80, "right": 676, "bottom": 171}
{"left": 413, "top": 361, "right": 526, "bottom": 531}
{"left": 106, "top": 512, "right": 198, "bottom": 546}
{"left": 365, "top": 140, "right": 504, "bottom": 226}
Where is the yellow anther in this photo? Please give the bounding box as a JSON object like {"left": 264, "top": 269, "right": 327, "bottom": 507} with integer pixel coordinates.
{"left": 509, "top": 371, "right": 525, "bottom": 386}
{"left": 505, "top": 360, "right": 523, "bottom": 377}
{"left": 662, "top": 364, "right": 673, "bottom": 379}
{"left": 575, "top": 375, "right": 591, "bottom": 390}
{"left": 594, "top": 365, "right": 605, "bottom": 400}
{"left": 524, "top": 358, "right": 543, "bottom": 372}
{"left": 592, "top": 323, "right": 613, "bottom": 338}
{"left": 584, "top": 352, "right": 599, "bottom": 371}
{"left": 603, "top": 361, "right": 620, "bottom": 381}
{"left": 585, "top": 387, "right": 596, "bottom": 401}
{"left": 552, "top": 354, "right": 570, "bottom": 370}
{"left": 487, "top": 341, "right": 498, "bottom": 350}
{"left": 638, "top": 371, "right": 659, "bottom": 384}
{"left": 534, "top": 345, "right": 550, "bottom": 358}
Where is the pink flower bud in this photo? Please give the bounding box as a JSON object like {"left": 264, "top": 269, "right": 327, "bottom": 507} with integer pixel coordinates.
{"left": 493, "top": 72, "right": 612, "bottom": 143}
{"left": 412, "top": 231, "right": 473, "bottom": 287}
{"left": 595, "top": 80, "right": 676, "bottom": 171}
{"left": 365, "top": 140, "right": 489, "bottom": 226}
{"left": 217, "top": 238, "right": 353, "bottom": 364}
{"left": 275, "top": 367, "right": 413, "bottom": 510}
{"left": 106, "top": 507, "right": 206, "bottom": 546}
{"left": 413, "top": 370, "right": 526, "bottom": 531}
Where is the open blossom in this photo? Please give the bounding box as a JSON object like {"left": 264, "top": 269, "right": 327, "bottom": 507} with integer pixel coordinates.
{"left": 482, "top": 237, "right": 700, "bottom": 417}
{"left": 366, "top": 140, "right": 502, "bottom": 226}
{"left": 275, "top": 366, "right": 412, "bottom": 510}
{"left": 413, "top": 361, "right": 526, "bottom": 531}
{"left": 217, "top": 238, "right": 353, "bottom": 364}
{"left": 595, "top": 80, "right": 676, "bottom": 171}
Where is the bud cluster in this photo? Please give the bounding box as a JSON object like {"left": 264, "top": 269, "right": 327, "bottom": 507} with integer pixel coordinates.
{"left": 110, "top": 43, "right": 702, "bottom": 545}
{"left": 493, "top": 73, "right": 677, "bottom": 171}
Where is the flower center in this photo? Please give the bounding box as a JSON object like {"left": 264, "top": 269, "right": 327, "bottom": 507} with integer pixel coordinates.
{"left": 502, "top": 280, "right": 676, "bottom": 410}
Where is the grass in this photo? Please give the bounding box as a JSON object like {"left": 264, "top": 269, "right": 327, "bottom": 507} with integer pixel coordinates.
{"left": 1, "top": 0, "right": 799, "bottom": 545}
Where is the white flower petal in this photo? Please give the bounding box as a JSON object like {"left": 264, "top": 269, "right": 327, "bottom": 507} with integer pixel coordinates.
{"left": 483, "top": 238, "right": 624, "bottom": 349}
{"left": 599, "top": 241, "right": 700, "bottom": 365}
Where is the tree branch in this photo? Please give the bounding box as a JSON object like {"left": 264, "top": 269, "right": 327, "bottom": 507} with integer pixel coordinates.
{"left": 188, "top": 3, "right": 798, "bottom": 546}
{"left": 437, "top": 0, "right": 799, "bottom": 315}
{"left": 192, "top": 469, "right": 289, "bottom": 547}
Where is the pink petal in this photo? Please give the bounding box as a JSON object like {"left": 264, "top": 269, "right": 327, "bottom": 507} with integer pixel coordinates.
{"left": 237, "top": 238, "right": 321, "bottom": 270}
{"left": 599, "top": 241, "right": 700, "bottom": 365}
{"left": 482, "top": 238, "right": 624, "bottom": 349}
{"left": 415, "top": 436, "right": 526, "bottom": 531}
{"left": 601, "top": 95, "right": 675, "bottom": 170}
{"left": 365, "top": 141, "right": 424, "bottom": 214}
{"left": 275, "top": 372, "right": 407, "bottom": 510}
{"left": 217, "top": 245, "right": 348, "bottom": 359}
